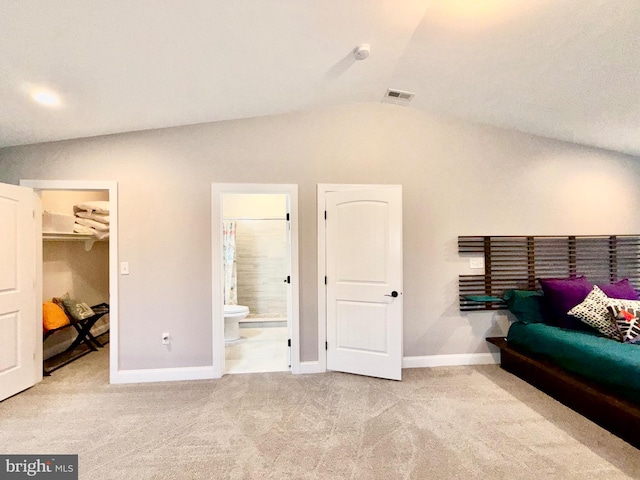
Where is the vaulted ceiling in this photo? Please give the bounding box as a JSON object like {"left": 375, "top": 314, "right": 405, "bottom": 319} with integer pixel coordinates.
{"left": 2, "top": 1, "right": 639, "bottom": 156}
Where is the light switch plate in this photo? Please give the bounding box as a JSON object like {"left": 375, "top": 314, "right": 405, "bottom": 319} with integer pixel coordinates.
{"left": 469, "top": 257, "right": 484, "bottom": 269}
{"left": 120, "top": 261, "right": 130, "bottom": 275}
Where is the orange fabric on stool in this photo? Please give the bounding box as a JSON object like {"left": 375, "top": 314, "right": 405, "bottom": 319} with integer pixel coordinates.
{"left": 43, "top": 301, "right": 70, "bottom": 332}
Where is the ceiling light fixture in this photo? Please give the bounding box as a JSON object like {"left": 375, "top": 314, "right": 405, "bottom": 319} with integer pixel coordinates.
{"left": 353, "top": 44, "right": 370, "bottom": 60}
{"left": 31, "top": 90, "right": 60, "bottom": 107}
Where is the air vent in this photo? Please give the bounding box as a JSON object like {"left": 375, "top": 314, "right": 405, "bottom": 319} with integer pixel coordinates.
{"left": 385, "top": 89, "right": 414, "bottom": 101}
{"left": 382, "top": 89, "right": 415, "bottom": 106}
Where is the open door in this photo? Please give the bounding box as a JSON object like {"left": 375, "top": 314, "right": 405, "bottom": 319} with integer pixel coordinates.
{"left": 0, "top": 182, "right": 40, "bottom": 401}
{"left": 325, "top": 186, "right": 403, "bottom": 380}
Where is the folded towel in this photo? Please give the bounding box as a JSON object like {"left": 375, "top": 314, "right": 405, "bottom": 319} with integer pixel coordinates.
{"left": 76, "top": 211, "right": 109, "bottom": 224}
{"left": 75, "top": 217, "right": 109, "bottom": 232}
{"left": 94, "top": 230, "right": 110, "bottom": 241}
{"left": 73, "top": 223, "right": 109, "bottom": 240}
{"left": 73, "top": 224, "right": 94, "bottom": 235}
{"left": 74, "top": 200, "right": 109, "bottom": 214}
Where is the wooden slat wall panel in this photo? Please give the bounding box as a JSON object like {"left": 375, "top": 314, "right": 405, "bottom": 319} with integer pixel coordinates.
{"left": 458, "top": 235, "right": 640, "bottom": 311}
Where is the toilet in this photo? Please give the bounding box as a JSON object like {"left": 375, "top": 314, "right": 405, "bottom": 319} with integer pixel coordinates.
{"left": 224, "top": 305, "right": 250, "bottom": 343}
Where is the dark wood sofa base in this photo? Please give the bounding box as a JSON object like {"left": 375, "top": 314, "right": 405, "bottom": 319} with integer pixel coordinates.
{"left": 487, "top": 337, "right": 640, "bottom": 449}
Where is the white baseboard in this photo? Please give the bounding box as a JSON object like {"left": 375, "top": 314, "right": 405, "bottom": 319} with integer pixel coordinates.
{"left": 110, "top": 365, "right": 219, "bottom": 384}
{"left": 403, "top": 352, "right": 500, "bottom": 369}
{"left": 110, "top": 354, "right": 498, "bottom": 384}
{"left": 112, "top": 361, "right": 324, "bottom": 384}
{"left": 294, "top": 361, "right": 325, "bottom": 374}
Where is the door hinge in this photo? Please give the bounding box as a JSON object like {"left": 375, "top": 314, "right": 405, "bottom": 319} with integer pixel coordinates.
{"left": 286, "top": 213, "right": 290, "bottom": 221}
{"left": 32, "top": 210, "right": 35, "bottom": 219}
{"left": 325, "top": 341, "right": 328, "bottom": 350}
{"left": 288, "top": 338, "right": 291, "bottom": 347}
{"left": 324, "top": 210, "right": 327, "bottom": 220}
{"left": 285, "top": 275, "right": 290, "bottom": 284}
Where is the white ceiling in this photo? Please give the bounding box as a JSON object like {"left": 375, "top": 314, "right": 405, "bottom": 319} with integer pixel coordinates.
{"left": 2, "top": 0, "right": 639, "bottom": 156}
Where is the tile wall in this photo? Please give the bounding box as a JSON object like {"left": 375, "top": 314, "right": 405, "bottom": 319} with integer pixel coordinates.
{"left": 235, "top": 219, "right": 288, "bottom": 316}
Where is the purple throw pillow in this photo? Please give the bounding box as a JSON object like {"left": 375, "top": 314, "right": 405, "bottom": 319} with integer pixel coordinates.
{"left": 538, "top": 276, "right": 594, "bottom": 329}
{"left": 597, "top": 278, "right": 640, "bottom": 301}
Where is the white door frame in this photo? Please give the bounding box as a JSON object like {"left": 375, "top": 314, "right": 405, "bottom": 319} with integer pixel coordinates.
{"left": 317, "top": 184, "right": 402, "bottom": 374}
{"left": 20, "top": 180, "right": 120, "bottom": 384}
{"left": 211, "top": 183, "right": 300, "bottom": 377}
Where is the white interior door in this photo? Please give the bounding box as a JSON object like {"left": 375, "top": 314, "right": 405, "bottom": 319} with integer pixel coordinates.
{"left": 325, "top": 187, "right": 403, "bottom": 380}
{"left": 0, "top": 182, "right": 40, "bottom": 401}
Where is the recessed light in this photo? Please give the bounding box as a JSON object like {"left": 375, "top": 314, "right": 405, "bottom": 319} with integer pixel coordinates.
{"left": 32, "top": 91, "right": 60, "bottom": 107}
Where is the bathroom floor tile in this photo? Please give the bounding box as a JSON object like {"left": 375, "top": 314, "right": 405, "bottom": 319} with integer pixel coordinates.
{"left": 224, "top": 327, "right": 289, "bottom": 374}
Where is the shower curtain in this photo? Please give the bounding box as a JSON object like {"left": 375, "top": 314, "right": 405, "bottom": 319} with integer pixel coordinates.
{"left": 223, "top": 220, "right": 237, "bottom": 305}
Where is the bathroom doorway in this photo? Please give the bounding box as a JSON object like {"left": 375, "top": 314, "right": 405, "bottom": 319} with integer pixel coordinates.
{"left": 211, "top": 184, "right": 299, "bottom": 376}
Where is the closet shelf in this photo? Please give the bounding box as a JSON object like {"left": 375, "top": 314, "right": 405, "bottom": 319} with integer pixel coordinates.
{"left": 43, "top": 232, "right": 107, "bottom": 251}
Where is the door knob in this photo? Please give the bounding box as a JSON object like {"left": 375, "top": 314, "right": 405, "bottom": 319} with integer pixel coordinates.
{"left": 385, "top": 291, "right": 399, "bottom": 298}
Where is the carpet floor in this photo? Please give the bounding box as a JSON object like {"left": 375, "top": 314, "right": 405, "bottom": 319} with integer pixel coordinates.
{"left": 1, "top": 348, "right": 639, "bottom": 479}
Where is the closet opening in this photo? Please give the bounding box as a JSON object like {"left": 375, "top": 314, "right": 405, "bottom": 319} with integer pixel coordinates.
{"left": 211, "top": 184, "right": 300, "bottom": 376}
{"left": 20, "top": 180, "right": 119, "bottom": 383}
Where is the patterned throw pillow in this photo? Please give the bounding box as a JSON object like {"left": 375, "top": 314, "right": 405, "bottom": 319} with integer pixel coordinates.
{"left": 61, "top": 298, "right": 95, "bottom": 321}
{"left": 607, "top": 304, "right": 640, "bottom": 343}
{"left": 53, "top": 293, "right": 95, "bottom": 321}
{"left": 568, "top": 286, "right": 622, "bottom": 340}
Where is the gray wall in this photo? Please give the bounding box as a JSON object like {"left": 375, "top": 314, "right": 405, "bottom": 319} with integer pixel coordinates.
{"left": 2, "top": 103, "right": 640, "bottom": 370}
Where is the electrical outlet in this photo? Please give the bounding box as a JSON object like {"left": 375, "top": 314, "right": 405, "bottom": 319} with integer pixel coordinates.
{"left": 162, "top": 332, "right": 170, "bottom": 345}
{"left": 469, "top": 257, "right": 485, "bottom": 269}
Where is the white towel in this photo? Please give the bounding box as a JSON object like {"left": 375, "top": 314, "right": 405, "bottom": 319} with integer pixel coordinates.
{"left": 74, "top": 223, "right": 110, "bottom": 240}
{"left": 92, "top": 230, "right": 110, "bottom": 241}
{"left": 73, "top": 224, "right": 94, "bottom": 235}
{"left": 74, "top": 201, "right": 109, "bottom": 214}
{"left": 76, "top": 211, "right": 110, "bottom": 224}
{"left": 75, "top": 217, "right": 109, "bottom": 232}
